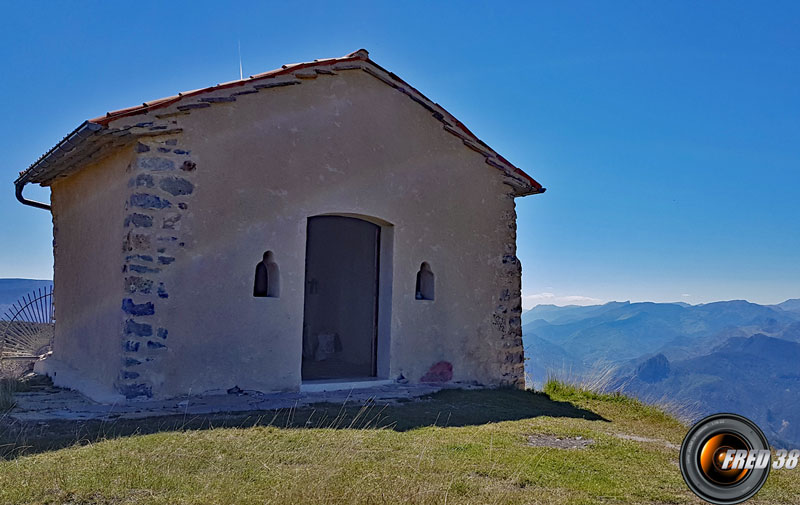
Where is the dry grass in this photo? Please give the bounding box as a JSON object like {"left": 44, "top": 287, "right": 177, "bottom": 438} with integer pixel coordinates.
{"left": 0, "top": 377, "right": 31, "bottom": 412}
{"left": 542, "top": 366, "right": 702, "bottom": 424}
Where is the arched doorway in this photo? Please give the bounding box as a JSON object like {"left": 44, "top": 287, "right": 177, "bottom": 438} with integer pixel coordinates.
{"left": 302, "top": 215, "right": 381, "bottom": 380}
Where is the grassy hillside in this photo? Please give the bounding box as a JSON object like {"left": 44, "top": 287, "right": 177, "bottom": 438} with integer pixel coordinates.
{"left": 0, "top": 383, "right": 798, "bottom": 504}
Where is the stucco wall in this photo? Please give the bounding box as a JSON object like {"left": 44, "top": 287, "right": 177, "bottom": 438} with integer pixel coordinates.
{"left": 47, "top": 149, "right": 132, "bottom": 394}
{"left": 121, "top": 69, "right": 525, "bottom": 397}
{"left": 43, "top": 66, "right": 527, "bottom": 401}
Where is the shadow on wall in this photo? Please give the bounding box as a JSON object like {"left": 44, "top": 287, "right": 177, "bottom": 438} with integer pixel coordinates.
{"left": 0, "top": 389, "right": 606, "bottom": 459}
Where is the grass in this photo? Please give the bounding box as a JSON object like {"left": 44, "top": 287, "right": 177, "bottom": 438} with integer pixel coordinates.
{"left": 0, "top": 380, "right": 18, "bottom": 412}
{"left": 0, "top": 377, "right": 32, "bottom": 412}
{"left": 0, "top": 381, "right": 797, "bottom": 504}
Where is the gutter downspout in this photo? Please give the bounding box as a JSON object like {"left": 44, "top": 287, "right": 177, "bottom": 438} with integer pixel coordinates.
{"left": 15, "top": 180, "right": 51, "bottom": 211}
{"left": 13, "top": 120, "right": 103, "bottom": 212}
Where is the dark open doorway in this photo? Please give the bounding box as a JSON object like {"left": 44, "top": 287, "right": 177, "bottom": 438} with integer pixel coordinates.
{"left": 302, "top": 216, "right": 380, "bottom": 381}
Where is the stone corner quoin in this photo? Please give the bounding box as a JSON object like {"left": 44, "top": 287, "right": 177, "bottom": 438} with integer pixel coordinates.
{"left": 118, "top": 137, "right": 196, "bottom": 399}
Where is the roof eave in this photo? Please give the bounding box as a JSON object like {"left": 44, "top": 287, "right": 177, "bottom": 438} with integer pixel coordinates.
{"left": 15, "top": 49, "right": 545, "bottom": 202}
{"left": 15, "top": 121, "right": 103, "bottom": 186}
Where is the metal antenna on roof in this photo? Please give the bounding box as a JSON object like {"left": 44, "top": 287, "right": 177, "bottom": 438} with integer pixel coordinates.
{"left": 238, "top": 40, "right": 243, "bottom": 80}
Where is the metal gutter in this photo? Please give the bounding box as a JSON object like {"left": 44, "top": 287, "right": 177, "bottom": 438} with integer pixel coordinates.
{"left": 13, "top": 49, "right": 547, "bottom": 205}
{"left": 14, "top": 181, "right": 51, "bottom": 211}
{"left": 14, "top": 121, "right": 104, "bottom": 212}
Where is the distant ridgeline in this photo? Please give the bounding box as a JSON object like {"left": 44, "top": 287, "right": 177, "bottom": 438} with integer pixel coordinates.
{"left": 0, "top": 279, "right": 54, "bottom": 317}
{"left": 522, "top": 298, "right": 800, "bottom": 449}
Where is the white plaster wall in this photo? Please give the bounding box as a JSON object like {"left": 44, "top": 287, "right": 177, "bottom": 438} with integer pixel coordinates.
{"left": 150, "top": 70, "right": 521, "bottom": 396}
{"left": 47, "top": 149, "right": 132, "bottom": 393}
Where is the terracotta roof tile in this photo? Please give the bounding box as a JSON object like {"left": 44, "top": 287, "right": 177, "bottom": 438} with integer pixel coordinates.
{"left": 19, "top": 49, "right": 543, "bottom": 195}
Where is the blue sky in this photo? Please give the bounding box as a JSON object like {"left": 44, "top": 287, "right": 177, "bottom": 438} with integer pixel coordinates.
{"left": 1, "top": 1, "right": 798, "bottom": 307}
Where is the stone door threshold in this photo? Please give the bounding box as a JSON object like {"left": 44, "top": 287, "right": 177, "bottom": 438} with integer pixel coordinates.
{"left": 300, "top": 378, "right": 395, "bottom": 393}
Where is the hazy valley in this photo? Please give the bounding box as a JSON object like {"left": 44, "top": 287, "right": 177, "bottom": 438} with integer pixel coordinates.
{"left": 523, "top": 298, "right": 800, "bottom": 448}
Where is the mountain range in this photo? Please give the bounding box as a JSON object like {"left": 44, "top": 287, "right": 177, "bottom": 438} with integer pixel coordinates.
{"left": 523, "top": 298, "right": 800, "bottom": 448}
{"left": 0, "top": 278, "right": 53, "bottom": 318}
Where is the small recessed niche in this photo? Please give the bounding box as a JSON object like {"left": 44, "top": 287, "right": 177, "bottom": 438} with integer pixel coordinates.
{"left": 253, "top": 251, "right": 280, "bottom": 298}
{"left": 415, "top": 262, "right": 434, "bottom": 301}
